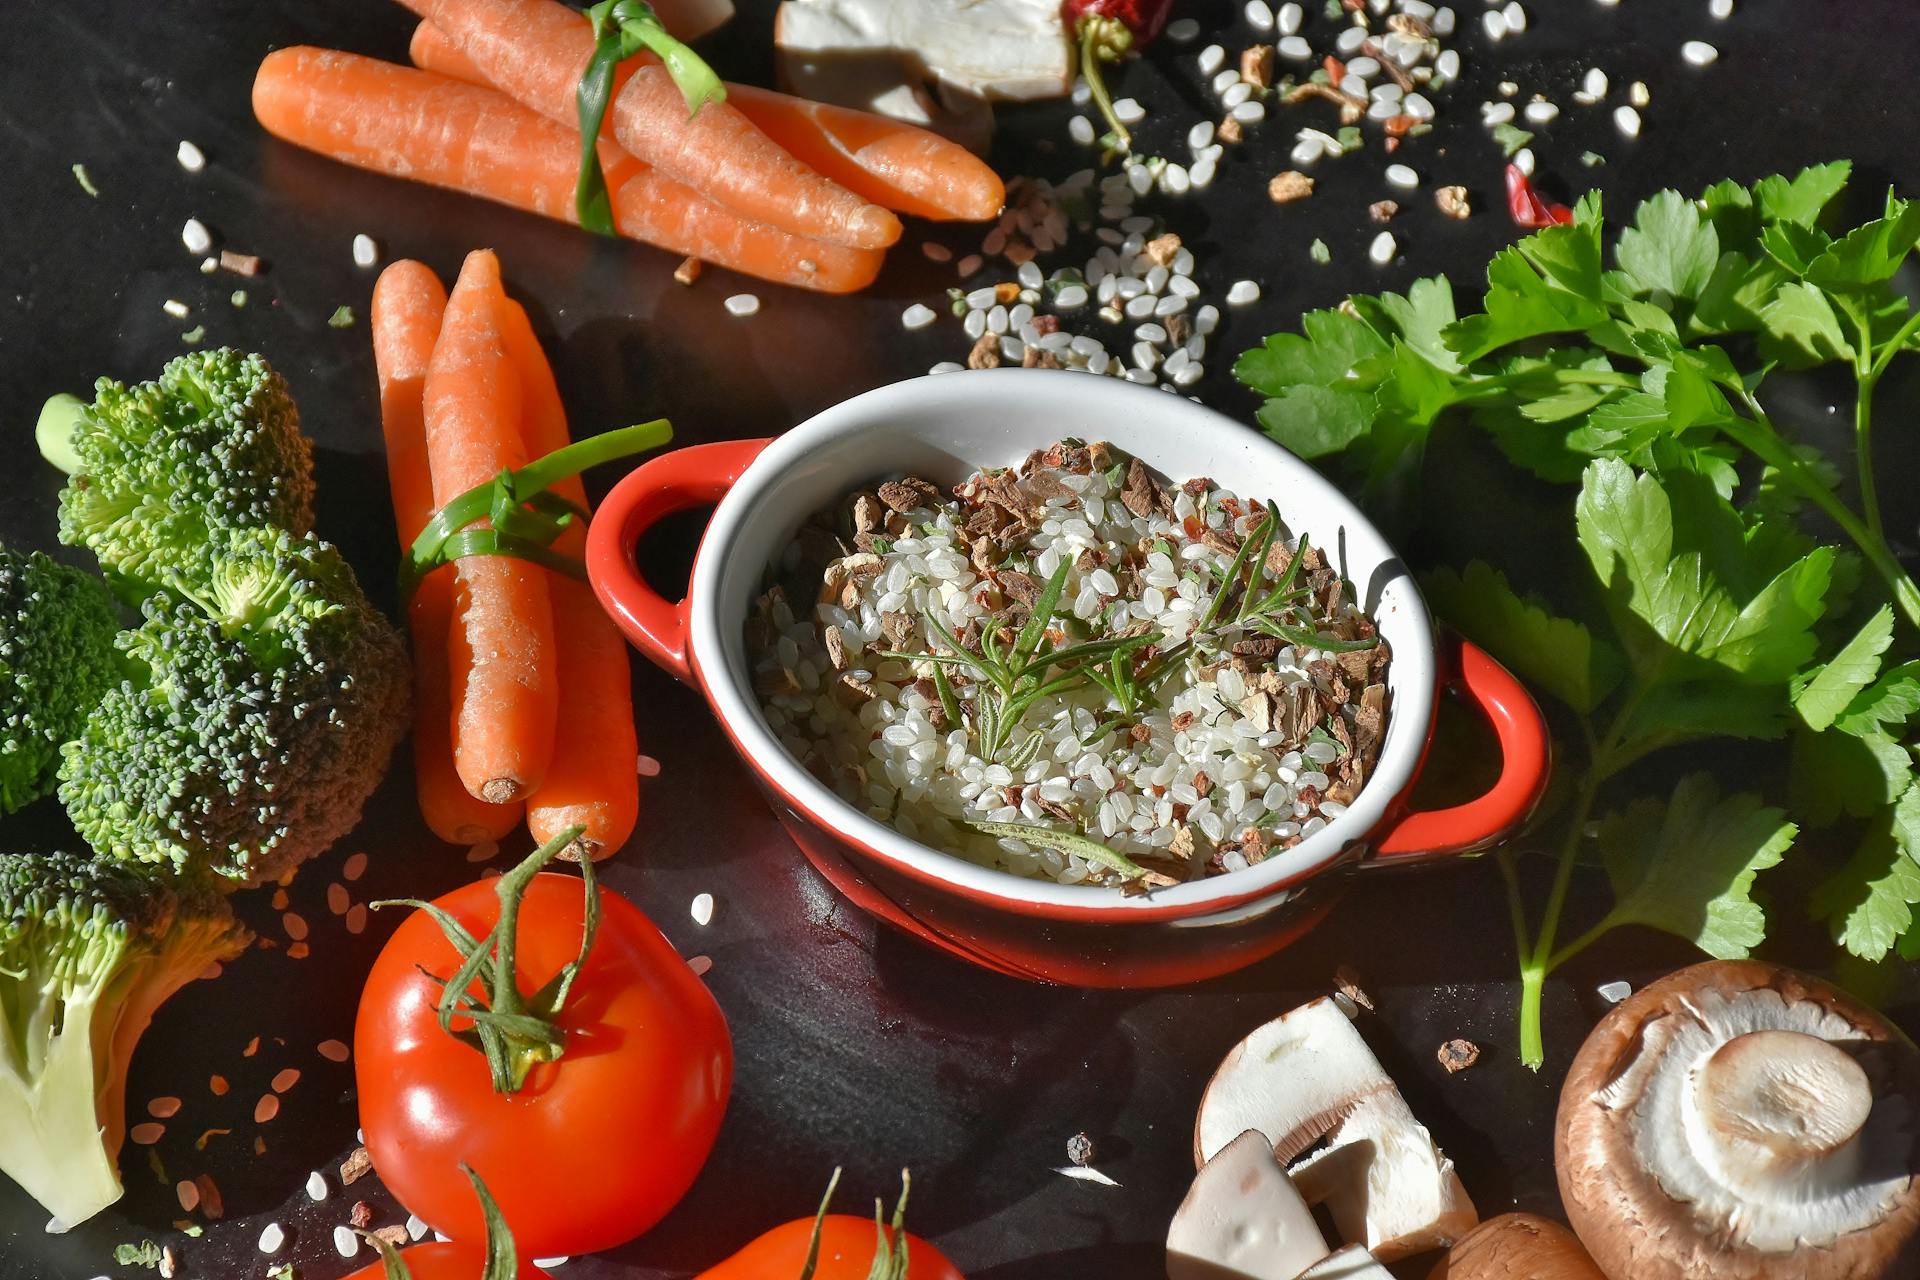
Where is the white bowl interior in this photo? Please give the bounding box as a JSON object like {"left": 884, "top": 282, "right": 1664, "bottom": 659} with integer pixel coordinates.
{"left": 689, "top": 370, "right": 1435, "bottom": 911}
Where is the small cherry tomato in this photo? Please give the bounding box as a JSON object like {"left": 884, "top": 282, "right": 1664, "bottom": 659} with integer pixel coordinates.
{"left": 356, "top": 858, "right": 731, "bottom": 1257}
{"left": 346, "top": 1243, "right": 551, "bottom": 1280}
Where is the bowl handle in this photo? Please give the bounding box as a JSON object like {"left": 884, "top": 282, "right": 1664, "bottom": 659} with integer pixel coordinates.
{"left": 586, "top": 437, "right": 771, "bottom": 683}
{"left": 1368, "top": 635, "right": 1551, "bottom": 864}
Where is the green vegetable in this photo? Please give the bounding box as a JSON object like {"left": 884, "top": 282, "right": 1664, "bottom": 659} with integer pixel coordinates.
{"left": 71, "top": 163, "right": 98, "bottom": 197}
{"left": 42, "top": 349, "right": 314, "bottom": 598}
{"left": 575, "top": 0, "right": 725, "bottom": 235}
{"left": 1491, "top": 122, "right": 1533, "bottom": 157}
{"left": 0, "top": 853, "right": 249, "bottom": 1224}
{"left": 59, "top": 526, "right": 409, "bottom": 885}
{"left": 0, "top": 547, "right": 120, "bottom": 814}
{"left": 328, "top": 305, "right": 356, "bottom": 329}
{"left": 1235, "top": 162, "right": 1920, "bottom": 1066}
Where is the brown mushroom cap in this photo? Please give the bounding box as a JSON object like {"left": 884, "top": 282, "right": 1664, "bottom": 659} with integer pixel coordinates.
{"left": 1425, "top": 1214, "right": 1606, "bottom": 1280}
{"left": 1555, "top": 960, "right": 1920, "bottom": 1280}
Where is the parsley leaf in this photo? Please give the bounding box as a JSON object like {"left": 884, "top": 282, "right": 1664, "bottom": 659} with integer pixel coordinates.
{"left": 1595, "top": 773, "right": 1793, "bottom": 958}
{"left": 1794, "top": 605, "right": 1894, "bottom": 730}
{"left": 1753, "top": 160, "right": 1852, "bottom": 226}
{"left": 1422, "top": 561, "right": 1621, "bottom": 713}
{"left": 1616, "top": 191, "right": 1721, "bottom": 300}
{"left": 1813, "top": 814, "right": 1920, "bottom": 961}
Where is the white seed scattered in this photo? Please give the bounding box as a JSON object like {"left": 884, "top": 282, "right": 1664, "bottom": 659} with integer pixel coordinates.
{"left": 1166, "top": 17, "right": 1201, "bottom": 41}
{"left": 352, "top": 233, "right": 380, "bottom": 268}
{"left": 1434, "top": 48, "right": 1461, "bottom": 81}
{"left": 1369, "top": 231, "right": 1397, "bottom": 266}
{"left": 1523, "top": 100, "right": 1559, "bottom": 125}
{"left": 1629, "top": 80, "right": 1650, "bottom": 107}
{"left": 162, "top": 298, "right": 190, "bottom": 319}
{"left": 1278, "top": 1, "right": 1304, "bottom": 34}
{"left": 1245, "top": 0, "right": 1275, "bottom": 32}
{"left": 407, "top": 1215, "right": 429, "bottom": 1242}
{"left": 181, "top": 218, "right": 212, "bottom": 255}
{"left": 1499, "top": 80, "right": 1519, "bottom": 97}
{"left": 1482, "top": 9, "right": 1507, "bottom": 40}
{"left": 691, "top": 892, "right": 715, "bottom": 926}
{"left": 1402, "top": 92, "right": 1434, "bottom": 120}
{"left": 1482, "top": 101, "right": 1516, "bottom": 125}
{"left": 1385, "top": 164, "right": 1419, "bottom": 189}
{"left": 1212, "top": 68, "right": 1242, "bottom": 94}
{"left": 1614, "top": 104, "right": 1642, "bottom": 138}
{"left": 1583, "top": 67, "right": 1609, "bottom": 99}
{"left": 901, "top": 303, "right": 937, "bottom": 331}
{"left": 176, "top": 140, "right": 206, "bottom": 172}
{"left": 1055, "top": 284, "right": 1089, "bottom": 309}
{"left": 1160, "top": 162, "right": 1191, "bottom": 195}
{"left": 1173, "top": 361, "right": 1205, "bottom": 387}
{"left": 1222, "top": 82, "right": 1253, "bottom": 109}
{"left": 334, "top": 1225, "right": 360, "bottom": 1259}
{"left": 928, "top": 362, "right": 964, "bottom": 375}
{"left": 1290, "top": 137, "right": 1324, "bottom": 166}
{"left": 688, "top": 954, "right": 715, "bottom": 976}
{"left": 1433, "top": 5, "right": 1456, "bottom": 36}
{"left": 1709, "top": 0, "right": 1733, "bottom": 16}
{"left": 1336, "top": 24, "right": 1368, "bottom": 54}
{"left": 1681, "top": 39, "right": 1719, "bottom": 66}
{"left": 306, "top": 1170, "right": 329, "bottom": 1201}
{"left": 1226, "top": 279, "right": 1261, "bottom": 306}
{"left": 532, "top": 1259, "right": 571, "bottom": 1269}
{"left": 1503, "top": 1, "right": 1527, "bottom": 31}
{"left": 258, "top": 1223, "right": 286, "bottom": 1255}
{"left": 1113, "top": 97, "right": 1146, "bottom": 125}
{"left": 1197, "top": 44, "right": 1226, "bottom": 75}
{"left": 1187, "top": 120, "right": 1215, "bottom": 151}
{"left": 1190, "top": 155, "right": 1217, "bottom": 188}
{"left": 1230, "top": 100, "right": 1266, "bottom": 124}
{"left": 723, "top": 293, "right": 760, "bottom": 317}
{"left": 1597, "top": 979, "right": 1633, "bottom": 1003}
{"left": 1278, "top": 35, "right": 1313, "bottom": 60}
{"left": 1513, "top": 147, "right": 1536, "bottom": 175}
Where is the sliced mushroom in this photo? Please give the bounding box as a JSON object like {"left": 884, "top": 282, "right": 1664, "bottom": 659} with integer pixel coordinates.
{"left": 1298, "top": 1246, "right": 1396, "bottom": 1278}
{"left": 1290, "top": 1089, "right": 1478, "bottom": 1261}
{"left": 1556, "top": 959, "right": 1920, "bottom": 1280}
{"left": 1194, "top": 996, "right": 1395, "bottom": 1166}
{"left": 1425, "top": 1214, "right": 1606, "bottom": 1280}
{"left": 1167, "top": 1129, "right": 1331, "bottom": 1280}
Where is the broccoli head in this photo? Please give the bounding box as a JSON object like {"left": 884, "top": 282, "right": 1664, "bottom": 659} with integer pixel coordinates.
{"left": 0, "top": 546, "right": 121, "bottom": 814}
{"left": 48, "top": 348, "right": 315, "bottom": 595}
{"left": 0, "top": 852, "right": 250, "bottom": 1225}
{"left": 58, "top": 526, "right": 409, "bottom": 885}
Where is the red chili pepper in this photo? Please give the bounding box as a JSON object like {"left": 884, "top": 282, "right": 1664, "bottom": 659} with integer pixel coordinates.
{"left": 1504, "top": 163, "right": 1575, "bottom": 229}
{"left": 1062, "top": 0, "right": 1176, "bottom": 151}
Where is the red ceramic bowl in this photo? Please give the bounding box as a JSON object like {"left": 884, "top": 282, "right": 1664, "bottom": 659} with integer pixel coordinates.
{"left": 587, "top": 372, "right": 1549, "bottom": 987}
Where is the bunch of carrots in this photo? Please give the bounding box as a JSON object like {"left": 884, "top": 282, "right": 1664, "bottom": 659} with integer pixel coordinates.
{"left": 252, "top": 0, "right": 1007, "bottom": 293}
{"left": 376, "top": 248, "right": 641, "bottom": 859}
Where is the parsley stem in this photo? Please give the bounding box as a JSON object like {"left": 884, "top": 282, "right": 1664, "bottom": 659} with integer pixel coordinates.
{"left": 1855, "top": 374, "right": 1882, "bottom": 544}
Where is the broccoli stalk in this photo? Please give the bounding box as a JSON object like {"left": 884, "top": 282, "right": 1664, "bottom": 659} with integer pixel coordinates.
{"left": 0, "top": 546, "right": 121, "bottom": 814}
{"left": 0, "top": 854, "right": 249, "bottom": 1224}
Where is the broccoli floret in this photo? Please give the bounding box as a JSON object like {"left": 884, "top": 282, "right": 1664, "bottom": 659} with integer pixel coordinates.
{"left": 0, "top": 547, "right": 121, "bottom": 814}
{"left": 59, "top": 527, "right": 409, "bottom": 885}
{"left": 0, "top": 852, "right": 249, "bottom": 1224}
{"left": 46, "top": 349, "right": 315, "bottom": 596}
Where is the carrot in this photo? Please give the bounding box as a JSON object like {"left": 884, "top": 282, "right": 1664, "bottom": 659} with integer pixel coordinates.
{"left": 252, "top": 48, "right": 882, "bottom": 293}
{"left": 495, "top": 301, "right": 640, "bottom": 862}
{"left": 393, "top": 0, "right": 901, "bottom": 249}
{"left": 423, "top": 250, "right": 558, "bottom": 805}
{"left": 373, "top": 261, "right": 525, "bottom": 846}
{"left": 410, "top": 20, "right": 1004, "bottom": 223}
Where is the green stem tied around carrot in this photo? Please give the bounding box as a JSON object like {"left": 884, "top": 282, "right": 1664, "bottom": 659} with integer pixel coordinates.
{"left": 400, "top": 418, "right": 673, "bottom": 599}
{"left": 365, "top": 1165, "right": 521, "bottom": 1278}
{"left": 372, "top": 826, "right": 600, "bottom": 1094}
{"left": 575, "top": 0, "right": 727, "bottom": 235}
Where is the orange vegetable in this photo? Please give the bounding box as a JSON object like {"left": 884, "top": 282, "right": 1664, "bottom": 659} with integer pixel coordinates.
{"left": 373, "top": 260, "right": 525, "bottom": 845}
{"left": 496, "top": 300, "right": 640, "bottom": 861}
{"left": 409, "top": 20, "right": 1004, "bottom": 223}
{"left": 423, "top": 250, "right": 558, "bottom": 805}
{"left": 395, "top": 0, "right": 901, "bottom": 249}
{"left": 252, "top": 48, "right": 882, "bottom": 293}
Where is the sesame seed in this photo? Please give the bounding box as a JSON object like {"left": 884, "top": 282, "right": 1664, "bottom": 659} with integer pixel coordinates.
{"left": 342, "top": 852, "right": 368, "bottom": 882}
{"left": 1482, "top": 9, "right": 1507, "bottom": 40}
{"left": 920, "top": 242, "right": 953, "bottom": 263}
{"left": 691, "top": 892, "right": 715, "bottom": 926}
{"left": 1482, "top": 101, "right": 1516, "bottom": 125}
{"left": 210, "top": 1074, "right": 229, "bottom": 1095}
{"left": 636, "top": 754, "right": 662, "bottom": 777}
{"left": 255, "top": 1093, "right": 280, "bottom": 1123}
{"left": 1385, "top": 164, "right": 1419, "bottom": 189}
{"left": 1629, "top": 80, "right": 1650, "bottom": 107}
{"left": 130, "top": 1122, "right": 165, "bottom": 1145}
{"left": 317, "top": 1039, "right": 350, "bottom": 1062}
{"left": 1068, "top": 115, "right": 1095, "bottom": 145}
{"left": 1112, "top": 98, "right": 1146, "bottom": 126}
{"left": 1681, "top": 39, "right": 1719, "bottom": 65}
{"left": 1278, "top": 1, "right": 1303, "bottom": 33}
{"left": 1523, "top": 100, "right": 1559, "bottom": 125}
{"left": 307, "top": 1170, "right": 329, "bottom": 1201}
{"left": 1583, "top": 67, "right": 1609, "bottom": 99}
{"left": 1614, "top": 105, "right": 1642, "bottom": 137}
{"left": 688, "top": 954, "right": 714, "bottom": 976}
{"left": 1369, "top": 231, "right": 1398, "bottom": 266}
{"left": 1197, "top": 44, "right": 1226, "bottom": 76}
{"left": 901, "top": 303, "right": 937, "bottom": 331}
{"left": 258, "top": 1223, "right": 286, "bottom": 1255}
{"left": 1503, "top": 1, "right": 1527, "bottom": 31}
{"left": 1513, "top": 147, "right": 1536, "bottom": 175}
{"left": 1277, "top": 35, "right": 1312, "bottom": 60}
{"left": 1245, "top": 0, "right": 1275, "bottom": 32}
{"left": 1229, "top": 100, "right": 1266, "bottom": 124}
{"left": 176, "top": 140, "right": 206, "bottom": 172}
{"left": 346, "top": 904, "right": 369, "bottom": 934}
{"left": 723, "top": 294, "right": 760, "bottom": 317}
{"left": 272, "top": 1068, "right": 302, "bottom": 1093}
{"left": 181, "top": 219, "right": 213, "bottom": 255}
{"left": 177, "top": 1180, "right": 200, "bottom": 1213}
{"left": 283, "top": 912, "right": 308, "bottom": 941}
{"left": 1226, "top": 280, "right": 1261, "bottom": 307}
{"left": 352, "top": 233, "right": 380, "bottom": 268}
{"left": 334, "top": 1225, "right": 361, "bottom": 1258}
{"left": 148, "top": 1096, "right": 183, "bottom": 1118}
{"left": 1709, "top": 0, "right": 1733, "bottom": 15}
{"left": 327, "top": 882, "right": 350, "bottom": 915}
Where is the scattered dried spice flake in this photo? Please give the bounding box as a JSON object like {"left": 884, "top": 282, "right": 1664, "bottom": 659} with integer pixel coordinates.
{"left": 219, "top": 248, "right": 262, "bottom": 275}
{"left": 1067, "top": 1132, "right": 1096, "bottom": 1166}
{"left": 687, "top": 954, "right": 714, "bottom": 977}
{"left": 350, "top": 1200, "right": 375, "bottom": 1229}
{"left": 130, "top": 1122, "right": 166, "bottom": 1145}
{"left": 346, "top": 903, "right": 369, "bottom": 935}
{"left": 176, "top": 1180, "right": 200, "bottom": 1213}
{"left": 194, "top": 1128, "right": 229, "bottom": 1151}
{"left": 1333, "top": 965, "right": 1374, "bottom": 1012}
{"left": 244, "top": 1036, "right": 261, "bottom": 1058}
{"left": 255, "top": 1135, "right": 268, "bottom": 1156}
{"left": 272, "top": 1067, "right": 302, "bottom": 1094}
{"left": 195, "top": 1173, "right": 224, "bottom": 1219}
{"left": 317, "top": 1039, "right": 350, "bottom": 1063}
{"left": 283, "top": 912, "right": 309, "bottom": 941}
{"left": 341, "top": 1146, "right": 375, "bottom": 1185}
{"left": 209, "top": 1074, "right": 229, "bottom": 1096}
{"left": 271, "top": 889, "right": 290, "bottom": 910}
{"left": 1368, "top": 200, "right": 1399, "bottom": 223}
{"left": 1268, "top": 170, "right": 1315, "bottom": 204}
{"left": 674, "top": 256, "right": 702, "bottom": 285}
{"left": 148, "top": 1095, "right": 183, "bottom": 1118}
{"left": 1437, "top": 1038, "right": 1481, "bottom": 1073}
{"left": 342, "top": 851, "right": 369, "bottom": 881}
{"left": 327, "top": 883, "right": 351, "bottom": 915}
{"left": 288, "top": 941, "right": 312, "bottom": 960}
{"left": 1435, "top": 185, "right": 1471, "bottom": 219}
{"left": 371, "top": 1226, "right": 410, "bottom": 1249}
{"left": 255, "top": 1093, "right": 281, "bottom": 1123}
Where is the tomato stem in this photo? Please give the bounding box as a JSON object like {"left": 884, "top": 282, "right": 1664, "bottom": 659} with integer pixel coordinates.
{"left": 360, "top": 1166, "right": 522, "bottom": 1280}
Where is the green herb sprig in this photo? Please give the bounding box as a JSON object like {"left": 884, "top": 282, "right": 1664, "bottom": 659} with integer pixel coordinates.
{"left": 575, "top": 1, "right": 726, "bottom": 235}
{"left": 1236, "top": 161, "right": 1920, "bottom": 1067}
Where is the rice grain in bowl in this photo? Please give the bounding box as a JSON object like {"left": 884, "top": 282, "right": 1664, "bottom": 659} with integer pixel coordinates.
{"left": 587, "top": 371, "right": 1550, "bottom": 987}
{"left": 747, "top": 443, "right": 1393, "bottom": 892}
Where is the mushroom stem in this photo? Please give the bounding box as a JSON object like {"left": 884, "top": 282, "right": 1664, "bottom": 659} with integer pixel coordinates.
{"left": 1690, "top": 1029, "right": 1874, "bottom": 1196}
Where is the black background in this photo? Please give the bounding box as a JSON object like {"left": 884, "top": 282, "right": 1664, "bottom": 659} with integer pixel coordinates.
{"left": 3, "top": 1, "right": 1918, "bottom": 1277}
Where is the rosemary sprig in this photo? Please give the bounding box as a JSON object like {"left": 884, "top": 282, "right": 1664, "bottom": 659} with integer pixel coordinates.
{"left": 960, "top": 818, "right": 1149, "bottom": 881}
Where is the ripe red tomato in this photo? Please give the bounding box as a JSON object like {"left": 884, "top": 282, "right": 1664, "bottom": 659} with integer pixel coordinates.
{"left": 355, "top": 871, "right": 731, "bottom": 1256}
{"left": 696, "top": 1215, "right": 966, "bottom": 1280}
{"left": 346, "top": 1243, "right": 550, "bottom": 1280}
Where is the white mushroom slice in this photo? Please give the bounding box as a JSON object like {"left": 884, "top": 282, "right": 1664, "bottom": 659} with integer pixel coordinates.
{"left": 1194, "top": 996, "right": 1397, "bottom": 1167}
{"left": 1167, "top": 1130, "right": 1331, "bottom": 1280}
{"left": 1290, "top": 1089, "right": 1479, "bottom": 1261}
{"left": 1557, "top": 959, "right": 1920, "bottom": 1280}
{"left": 1297, "top": 1245, "right": 1396, "bottom": 1278}
{"left": 775, "top": 0, "right": 1070, "bottom": 142}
